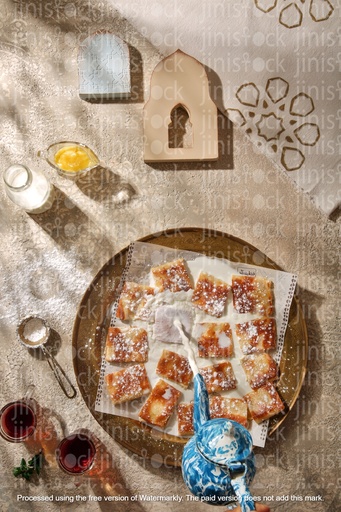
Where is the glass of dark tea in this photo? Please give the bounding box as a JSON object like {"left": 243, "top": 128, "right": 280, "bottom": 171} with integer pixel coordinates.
{"left": 0, "top": 386, "right": 36, "bottom": 443}
{"left": 56, "top": 431, "right": 96, "bottom": 475}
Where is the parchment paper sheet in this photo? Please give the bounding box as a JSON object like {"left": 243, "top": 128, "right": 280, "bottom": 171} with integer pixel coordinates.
{"left": 95, "top": 242, "right": 297, "bottom": 447}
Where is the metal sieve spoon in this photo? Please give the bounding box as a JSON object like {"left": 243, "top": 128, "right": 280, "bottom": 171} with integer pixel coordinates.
{"left": 17, "top": 316, "right": 77, "bottom": 399}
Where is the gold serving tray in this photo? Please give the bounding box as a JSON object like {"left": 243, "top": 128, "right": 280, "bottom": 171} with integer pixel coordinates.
{"left": 72, "top": 228, "right": 307, "bottom": 467}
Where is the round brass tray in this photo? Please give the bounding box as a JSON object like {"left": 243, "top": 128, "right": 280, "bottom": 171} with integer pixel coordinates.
{"left": 72, "top": 228, "right": 307, "bottom": 467}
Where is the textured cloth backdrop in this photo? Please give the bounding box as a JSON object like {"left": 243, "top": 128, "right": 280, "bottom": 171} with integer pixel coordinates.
{"left": 112, "top": 0, "right": 340, "bottom": 216}
{"left": 0, "top": 1, "right": 339, "bottom": 510}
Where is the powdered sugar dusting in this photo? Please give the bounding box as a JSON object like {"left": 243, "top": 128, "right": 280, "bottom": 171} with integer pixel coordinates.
{"left": 218, "top": 332, "right": 232, "bottom": 349}
{"left": 162, "top": 387, "right": 173, "bottom": 400}
{"left": 96, "top": 242, "right": 297, "bottom": 447}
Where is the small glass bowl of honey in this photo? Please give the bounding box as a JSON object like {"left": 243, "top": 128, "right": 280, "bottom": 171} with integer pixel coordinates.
{"left": 38, "top": 141, "right": 100, "bottom": 178}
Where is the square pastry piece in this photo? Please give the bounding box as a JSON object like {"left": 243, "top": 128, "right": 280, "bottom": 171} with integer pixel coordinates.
{"left": 116, "top": 282, "right": 154, "bottom": 321}
{"left": 177, "top": 402, "right": 194, "bottom": 436}
{"left": 139, "top": 379, "right": 181, "bottom": 428}
{"left": 209, "top": 396, "right": 248, "bottom": 427}
{"left": 151, "top": 258, "right": 193, "bottom": 292}
{"left": 235, "top": 318, "right": 276, "bottom": 355}
{"left": 241, "top": 353, "right": 278, "bottom": 389}
{"left": 232, "top": 275, "right": 274, "bottom": 316}
{"left": 194, "top": 323, "right": 234, "bottom": 358}
{"left": 105, "top": 364, "right": 151, "bottom": 405}
{"left": 156, "top": 349, "right": 193, "bottom": 388}
{"left": 105, "top": 326, "right": 149, "bottom": 363}
{"left": 244, "top": 382, "right": 285, "bottom": 423}
{"left": 200, "top": 362, "right": 237, "bottom": 394}
{"left": 192, "top": 272, "right": 230, "bottom": 318}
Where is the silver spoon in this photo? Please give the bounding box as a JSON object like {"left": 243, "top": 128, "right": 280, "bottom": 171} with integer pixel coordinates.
{"left": 17, "top": 316, "right": 77, "bottom": 399}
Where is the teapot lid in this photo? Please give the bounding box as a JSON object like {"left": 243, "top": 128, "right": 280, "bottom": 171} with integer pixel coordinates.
{"left": 196, "top": 418, "right": 253, "bottom": 466}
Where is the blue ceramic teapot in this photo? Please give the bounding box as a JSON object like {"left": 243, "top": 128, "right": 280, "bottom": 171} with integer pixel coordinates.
{"left": 182, "top": 373, "right": 256, "bottom": 511}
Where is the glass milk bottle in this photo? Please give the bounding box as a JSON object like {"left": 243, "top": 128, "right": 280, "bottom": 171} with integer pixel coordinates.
{"left": 3, "top": 164, "right": 54, "bottom": 214}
